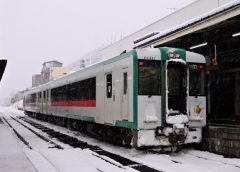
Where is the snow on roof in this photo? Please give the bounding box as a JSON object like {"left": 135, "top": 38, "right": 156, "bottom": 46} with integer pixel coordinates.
{"left": 134, "top": 0, "right": 240, "bottom": 48}
{"left": 43, "top": 60, "right": 62, "bottom": 65}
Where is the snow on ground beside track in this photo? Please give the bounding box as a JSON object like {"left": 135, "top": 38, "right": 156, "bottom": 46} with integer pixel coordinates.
{"left": 24, "top": 149, "right": 59, "bottom": 172}
{"left": 0, "top": 121, "right": 37, "bottom": 172}
{"left": 98, "top": 146, "right": 240, "bottom": 172}
{"left": 182, "top": 149, "right": 240, "bottom": 167}
{"left": 2, "top": 107, "right": 240, "bottom": 172}
{"left": 24, "top": 112, "right": 240, "bottom": 172}
{"left": 40, "top": 148, "right": 136, "bottom": 172}
{"left": 0, "top": 107, "right": 136, "bottom": 172}
{"left": 26, "top": 116, "right": 240, "bottom": 172}
{"left": 25, "top": 148, "right": 135, "bottom": 172}
{"left": 1, "top": 106, "right": 25, "bottom": 118}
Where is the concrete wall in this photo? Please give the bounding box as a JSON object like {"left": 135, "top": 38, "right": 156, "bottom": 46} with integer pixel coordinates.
{"left": 202, "top": 126, "right": 240, "bottom": 158}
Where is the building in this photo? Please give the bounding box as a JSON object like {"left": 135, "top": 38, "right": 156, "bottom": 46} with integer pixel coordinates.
{"left": 32, "top": 60, "right": 76, "bottom": 87}
{"left": 32, "top": 74, "right": 43, "bottom": 87}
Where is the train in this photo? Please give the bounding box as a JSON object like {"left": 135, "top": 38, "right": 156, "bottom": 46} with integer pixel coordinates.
{"left": 23, "top": 47, "right": 206, "bottom": 148}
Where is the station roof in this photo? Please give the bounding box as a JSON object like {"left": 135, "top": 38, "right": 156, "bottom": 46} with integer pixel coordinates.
{"left": 134, "top": 0, "right": 240, "bottom": 48}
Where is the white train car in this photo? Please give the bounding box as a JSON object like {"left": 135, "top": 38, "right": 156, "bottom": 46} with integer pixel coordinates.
{"left": 24, "top": 47, "right": 206, "bottom": 148}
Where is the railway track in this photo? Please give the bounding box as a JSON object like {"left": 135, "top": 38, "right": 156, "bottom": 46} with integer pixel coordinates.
{"left": 1, "top": 115, "right": 61, "bottom": 172}
{"left": 19, "top": 115, "right": 240, "bottom": 169}
{"left": 3, "top": 113, "right": 161, "bottom": 172}
{"left": 10, "top": 116, "right": 63, "bottom": 149}
{"left": 2, "top": 116, "right": 32, "bottom": 149}
{"left": 2, "top": 109, "right": 240, "bottom": 172}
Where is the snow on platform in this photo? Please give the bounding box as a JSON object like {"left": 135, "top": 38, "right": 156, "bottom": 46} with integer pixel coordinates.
{"left": 0, "top": 116, "right": 37, "bottom": 172}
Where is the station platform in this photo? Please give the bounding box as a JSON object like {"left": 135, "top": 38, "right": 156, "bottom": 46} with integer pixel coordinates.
{"left": 0, "top": 117, "right": 37, "bottom": 172}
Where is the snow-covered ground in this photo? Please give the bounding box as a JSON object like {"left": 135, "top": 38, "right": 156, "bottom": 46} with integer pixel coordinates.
{"left": 1, "top": 106, "right": 240, "bottom": 172}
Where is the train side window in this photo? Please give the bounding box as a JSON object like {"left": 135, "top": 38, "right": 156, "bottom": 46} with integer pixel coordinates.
{"left": 51, "top": 89, "right": 54, "bottom": 101}
{"left": 123, "top": 72, "right": 127, "bottom": 95}
{"left": 43, "top": 91, "right": 46, "bottom": 101}
{"left": 106, "top": 74, "right": 112, "bottom": 98}
{"left": 45, "top": 91, "right": 48, "bottom": 102}
{"left": 48, "top": 90, "right": 51, "bottom": 101}
{"left": 39, "top": 92, "right": 41, "bottom": 102}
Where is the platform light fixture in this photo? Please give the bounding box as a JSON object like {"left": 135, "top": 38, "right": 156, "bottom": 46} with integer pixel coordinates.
{"left": 232, "top": 32, "right": 240, "bottom": 37}
{"left": 190, "top": 42, "right": 208, "bottom": 50}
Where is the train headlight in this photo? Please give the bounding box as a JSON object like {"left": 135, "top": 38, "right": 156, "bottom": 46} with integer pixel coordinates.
{"left": 175, "top": 53, "right": 181, "bottom": 59}
{"left": 168, "top": 52, "right": 175, "bottom": 58}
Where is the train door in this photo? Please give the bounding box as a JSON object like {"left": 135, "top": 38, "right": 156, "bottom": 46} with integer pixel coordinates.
{"left": 164, "top": 61, "right": 188, "bottom": 123}
{"left": 121, "top": 68, "right": 129, "bottom": 120}
{"left": 104, "top": 72, "right": 114, "bottom": 124}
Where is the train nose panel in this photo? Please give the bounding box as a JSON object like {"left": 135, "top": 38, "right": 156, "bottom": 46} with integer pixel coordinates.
{"left": 166, "top": 114, "right": 189, "bottom": 124}
{"left": 143, "top": 97, "right": 158, "bottom": 123}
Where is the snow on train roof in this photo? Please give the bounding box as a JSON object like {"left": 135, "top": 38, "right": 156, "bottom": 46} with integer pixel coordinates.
{"left": 134, "top": 0, "right": 240, "bottom": 48}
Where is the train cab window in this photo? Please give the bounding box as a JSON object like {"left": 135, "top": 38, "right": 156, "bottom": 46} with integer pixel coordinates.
{"left": 138, "top": 60, "right": 160, "bottom": 95}
{"left": 123, "top": 72, "right": 127, "bottom": 95}
{"left": 106, "top": 74, "right": 112, "bottom": 98}
{"left": 189, "top": 63, "right": 205, "bottom": 96}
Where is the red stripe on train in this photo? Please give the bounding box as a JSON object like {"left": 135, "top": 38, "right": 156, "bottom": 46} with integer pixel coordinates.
{"left": 51, "top": 100, "right": 96, "bottom": 107}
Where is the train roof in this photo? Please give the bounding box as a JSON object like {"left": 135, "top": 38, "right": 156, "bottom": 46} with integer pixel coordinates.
{"left": 186, "top": 51, "right": 206, "bottom": 63}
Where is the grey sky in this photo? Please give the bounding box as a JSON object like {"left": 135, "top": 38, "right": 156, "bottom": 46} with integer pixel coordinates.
{"left": 0, "top": 0, "right": 195, "bottom": 104}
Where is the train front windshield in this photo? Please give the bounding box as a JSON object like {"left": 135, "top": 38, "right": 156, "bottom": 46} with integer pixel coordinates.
{"left": 138, "top": 60, "right": 160, "bottom": 96}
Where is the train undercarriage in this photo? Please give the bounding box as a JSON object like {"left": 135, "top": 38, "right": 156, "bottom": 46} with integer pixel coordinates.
{"left": 24, "top": 111, "right": 186, "bottom": 151}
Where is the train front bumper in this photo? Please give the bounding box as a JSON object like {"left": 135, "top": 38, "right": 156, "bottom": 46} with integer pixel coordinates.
{"left": 136, "top": 125, "right": 202, "bottom": 147}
